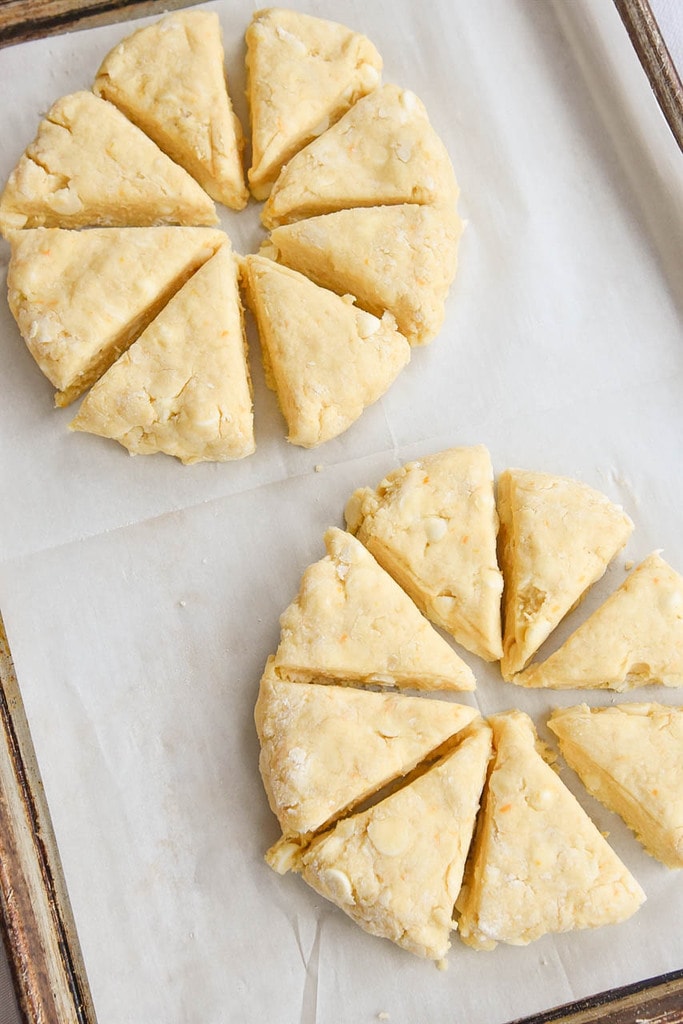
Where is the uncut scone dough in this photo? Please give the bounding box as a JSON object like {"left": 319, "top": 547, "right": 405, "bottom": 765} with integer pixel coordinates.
{"left": 517, "top": 552, "right": 683, "bottom": 690}
{"left": 290, "top": 720, "right": 492, "bottom": 961}
{"left": 6, "top": 226, "right": 225, "bottom": 407}
{"left": 498, "top": 469, "right": 634, "bottom": 680}
{"left": 345, "top": 445, "right": 504, "bottom": 662}
{"left": 255, "top": 656, "right": 478, "bottom": 838}
{"left": 273, "top": 527, "right": 476, "bottom": 691}
{"left": 70, "top": 242, "right": 254, "bottom": 464}
{"left": 456, "top": 711, "right": 645, "bottom": 950}
{"left": 548, "top": 703, "right": 683, "bottom": 869}
{"left": 94, "top": 9, "right": 248, "bottom": 210}
{"left": 0, "top": 91, "right": 217, "bottom": 235}
{"left": 262, "top": 83, "right": 458, "bottom": 228}
{"left": 262, "top": 202, "right": 462, "bottom": 346}
{"left": 246, "top": 7, "right": 382, "bottom": 200}
{"left": 240, "top": 254, "right": 410, "bottom": 447}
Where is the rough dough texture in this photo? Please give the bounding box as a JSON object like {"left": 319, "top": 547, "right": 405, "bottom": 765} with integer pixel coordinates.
{"left": 70, "top": 242, "right": 254, "bottom": 464}
{"left": 246, "top": 7, "right": 382, "bottom": 200}
{"left": 263, "top": 203, "right": 462, "bottom": 346}
{"left": 6, "top": 226, "right": 225, "bottom": 406}
{"left": 345, "top": 445, "right": 503, "bottom": 661}
{"left": 295, "top": 721, "right": 492, "bottom": 960}
{"left": 0, "top": 91, "right": 217, "bottom": 235}
{"left": 517, "top": 552, "right": 683, "bottom": 690}
{"left": 273, "top": 527, "right": 476, "bottom": 691}
{"left": 255, "top": 655, "right": 478, "bottom": 838}
{"left": 94, "top": 9, "right": 248, "bottom": 209}
{"left": 548, "top": 703, "right": 683, "bottom": 868}
{"left": 262, "top": 82, "right": 458, "bottom": 228}
{"left": 456, "top": 710, "right": 645, "bottom": 950}
{"left": 498, "top": 469, "right": 633, "bottom": 680}
{"left": 240, "top": 254, "right": 410, "bottom": 447}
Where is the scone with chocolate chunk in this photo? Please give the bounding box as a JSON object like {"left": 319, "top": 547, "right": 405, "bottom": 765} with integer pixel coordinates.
{"left": 256, "top": 656, "right": 478, "bottom": 840}
{"left": 71, "top": 242, "right": 254, "bottom": 463}
{"left": 263, "top": 203, "right": 462, "bottom": 346}
{"left": 456, "top": 711, "right": 645, "bottom": 950}
{"left": 0, "top": 91, "right": 216, "bottom": 234}
{"left": 498, "top": 470, "right": 633, "bottom": 680}
{"left": 241, "top": 254, "right": 410, "bottom": 447}
{"left": 346, "top": 445, "right": 503, "bottom": 661}
{"left": 246, "top": 8, "right": 382, "bottom": 199}
{"left": 262, "top": 83, "right": 458, "bottom": 228}
{"left": 290, "top": 721, "right": 492, "bottom": 961}
{"left": 518, "top": 553, "right": 683, "bottom": 690}
{"left": 273, "top": 528, "right": 476, "bottom": 692}
{"left": 94, "top": 9, "right": 248, "bottom": 209}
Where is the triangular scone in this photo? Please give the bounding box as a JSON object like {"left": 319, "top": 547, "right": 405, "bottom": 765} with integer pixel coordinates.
{"left": 94, "top": 10, "right": 248, "bottom": 210}
{"left": 273, "top": 528, "right": 475, "bottom": 691}
{"left": 245, "top": 8, "right": 382, "bottom": 200}
{"left": 0, "top": 91, "right": 217, "bottom": 235}
{"left": 255, "top": 656, "right": 479, "bottom": 839}
{"left": 262, "top": 83, "right": 458, "bottom": 228}
{"left": 517, "top": 553, "right": 683, "bottom": 690}
{"left": 548, "top": 703, "right": 683, "bottom": 868}
{"left": 287, "top": 721, "right": 492, "bottom": 961}
{"left": 456, "top": 711, "right": 645, "bottom": 950}
{"left": 240, "top": 254, "right": 410, "bottom": 447}
{"left": 70, "top": 243, "right": 254, "bottom": 463}
{"left": 263, "top": 204, "right": 462, "bottom": 346}
{"left": 498, "top": 470, "right": 634, "bottom": 680}
{"left": 345, "top": 446, "right": 503, "bottom": 662}
{"left": 7, "top": 226, "right": 225, "bottom": 406}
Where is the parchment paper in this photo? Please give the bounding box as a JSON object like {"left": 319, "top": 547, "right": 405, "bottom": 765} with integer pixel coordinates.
{"left": 0, "top": 2, "right": 682, "bottom": 1022}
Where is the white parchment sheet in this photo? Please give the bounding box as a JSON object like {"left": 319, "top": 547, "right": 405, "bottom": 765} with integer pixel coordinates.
{"left": 0, "top": 2, "right": 682, "bottom": 1022}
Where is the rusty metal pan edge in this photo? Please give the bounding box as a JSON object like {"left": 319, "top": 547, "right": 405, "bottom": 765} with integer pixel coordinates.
{"left": 0, "top": 613, "right": 96, "bottom": 1024}
{"left": 613, "top": 0, "right": 683, "bottom": 150}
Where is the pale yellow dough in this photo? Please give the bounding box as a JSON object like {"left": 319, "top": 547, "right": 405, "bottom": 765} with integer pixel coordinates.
{"left": 262, "top": 82, "right": 458, "bottom": 228}
{"left": 549, "top": 703, "right": 683, "bottom": 868}
{"left": 246, "top": 8, "right": 382, "bottom": 200}
{"left": 456, "top": 711, "right": 645, "bottom": 950}
{"left": 518, "top": 553, "right": 683, "bottom": 690}
{"left": 0, "top": 91, "right": 217, "bottom": 234}
{"left": 70, "top": 242, "right": 254, "bottom": 464}
{"left": 94, "top": 10, "right": 248, "bottom": 210}
{"left": 240, "top": 254, "right": 410, "bottom": 447}
{"left": 293, "top": 721, "right": 492, "bottom": 960}
{"left": 346, "top": 445, "right": 503, "bottom": 661}
{"left": 263, "top": 203, "right": 462, "bottom": 346}
{"left": 498, "top": 469, "right": 633, "bottom": 680}
{"left": 7, "top": 226, "right": 225, "bottom": 406}
{"left": 273, "top": 527, "right": 476, "bottom": 691}
{"left": 255, "top": 656, "right": 478, "bottom": 839}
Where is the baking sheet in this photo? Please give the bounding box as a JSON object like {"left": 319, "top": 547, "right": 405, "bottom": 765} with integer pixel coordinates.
{"left": 0, "top": 1, "right": 682, "bottom": 1022}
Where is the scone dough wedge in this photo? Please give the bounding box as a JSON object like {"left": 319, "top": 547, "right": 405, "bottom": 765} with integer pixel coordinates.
{"left": 345, "top": 445, "right": 503, "bottom": 661}
{"left": 273, "top": 528, "right": 476, "bottom": 692}
{"left": 456, "top": 710, "right": 645, "bottom": 950}
{"left": 245, "top": 8, "right": 382, "bottom": 200}
{"left": 241, "top": 254, "right": 410, "bottom": 447}
{"left": 263, "top": 203, "right": 462, "bottom": 346}
{"left": 498, "top": 469, "right": 633, "bottom": 680}
{"left": 548, "top": 703, "right": 683, "bottom": 868}
{"left": 284, "top": 720, "right": 492, "bottom": 961}
{"left": 517, "top": 553, "right": 683, "bottom": 690}
{"left": 7, "top": 226, "right": 226, "bottom": 406}
{"left": 70, "top": 242, "right": 254, "bottom": 463}
{"left": 262, "top": 83, "right": 458, "bottom": 228}
{"left": 255, "top": 656, "right": 479, "bottom": 839}
{"left": 0, "top": 91, "right": 217, "bottom": 234}
{"left": 94, "top": 10, "right": 248, "bottom": 210}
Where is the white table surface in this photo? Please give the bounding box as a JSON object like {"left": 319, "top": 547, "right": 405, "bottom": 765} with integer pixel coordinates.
{"left": 0, "top": 3, "right": 680, "bottom": 1023}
